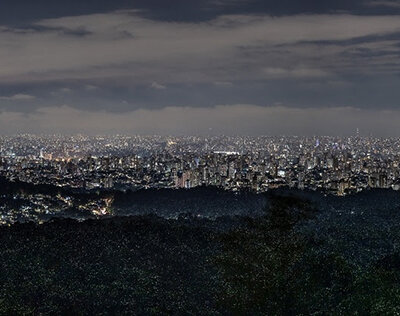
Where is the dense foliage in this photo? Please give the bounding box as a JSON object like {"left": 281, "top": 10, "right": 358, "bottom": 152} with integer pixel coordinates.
{"left": 1, "top": 190, "right": 400, "bottom": 314}
{"left": 215, "top": 194, "right": 400, "bottom": 315}
{"left": 0, "top": 216, "right": 223, "bottom": 314}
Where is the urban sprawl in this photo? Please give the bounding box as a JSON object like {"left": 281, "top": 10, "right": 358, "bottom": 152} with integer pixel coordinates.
{"left": 1, "top": 134, "right": 399, "bottom": 196}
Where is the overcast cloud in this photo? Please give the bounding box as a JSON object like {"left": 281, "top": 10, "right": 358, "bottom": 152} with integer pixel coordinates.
{"left": 0, "top": 0, "right": 399, "bottom": 135}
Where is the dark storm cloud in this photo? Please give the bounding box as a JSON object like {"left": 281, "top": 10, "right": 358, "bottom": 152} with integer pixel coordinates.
{"left": 1, "top": 0, "right": 400, "bottom": 27}
{"left": 295, "top": 31, "right": 400, "bottom": 47}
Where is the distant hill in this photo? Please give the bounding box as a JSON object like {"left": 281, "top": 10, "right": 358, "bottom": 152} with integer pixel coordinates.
{"left": 1, "top": 175, "right": 400, "bottom": 224}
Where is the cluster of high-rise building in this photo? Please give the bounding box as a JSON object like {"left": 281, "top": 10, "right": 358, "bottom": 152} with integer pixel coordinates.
{"left": 1, "top": 134, "right": 400, "bottom": 195}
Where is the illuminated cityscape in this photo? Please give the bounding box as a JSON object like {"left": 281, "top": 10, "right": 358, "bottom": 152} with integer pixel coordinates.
{"left": 1, "top": 134, "right": 400, "bottom": 196}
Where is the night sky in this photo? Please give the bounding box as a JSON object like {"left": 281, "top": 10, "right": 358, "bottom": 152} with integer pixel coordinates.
{"left": 0, "top": 0, "right": 400, "bottom": 135}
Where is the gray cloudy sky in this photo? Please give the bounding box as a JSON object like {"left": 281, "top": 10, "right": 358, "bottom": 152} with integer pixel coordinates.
{"left": 0, "top": 0, "right": 400, "bottom": 135}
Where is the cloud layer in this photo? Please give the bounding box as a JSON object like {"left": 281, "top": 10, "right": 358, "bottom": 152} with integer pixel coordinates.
{"left": 1, "top": 104, "right": 399, "bottom": 136}
{"left": 1, "top": 11, "right": 400, "bottom": 83}
{"left": 0, "top": 4, "right": 399, "bottom": 134}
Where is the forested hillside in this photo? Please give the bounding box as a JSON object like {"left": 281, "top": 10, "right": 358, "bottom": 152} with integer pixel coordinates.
{"left": 1, "top": 191, "right": 400, "bottom": 314}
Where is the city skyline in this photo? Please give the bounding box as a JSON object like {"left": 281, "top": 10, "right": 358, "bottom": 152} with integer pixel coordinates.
{"left": 0, "top": 1, "right": 400, "bottom": 135}
{"left": 1, "top": 134, "right": 400, "bottom": 201}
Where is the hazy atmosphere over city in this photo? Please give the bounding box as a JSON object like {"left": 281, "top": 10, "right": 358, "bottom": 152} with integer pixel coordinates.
{"left": 0, "top": 0, "right": 400, "bottom": 135}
